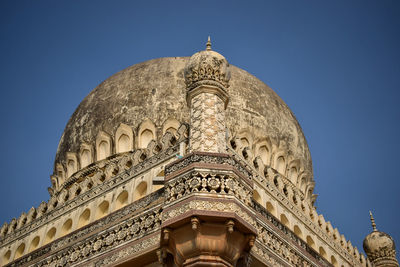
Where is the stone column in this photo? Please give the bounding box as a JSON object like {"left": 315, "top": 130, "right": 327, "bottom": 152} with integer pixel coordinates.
{"left": 187, "top": 86, "right": 228, "bottom": 153}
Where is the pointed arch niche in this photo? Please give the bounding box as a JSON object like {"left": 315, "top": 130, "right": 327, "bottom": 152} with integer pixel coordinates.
{"left": 253, "top": 190, "right": 262, "bottom": 205}
{"left": 29, "top": 236, "right": 40, "bottom": 253}
{"left": 80, "top": 143, "right": 93, "bottom": 168}
{"left": 255, "top": 140, "right": 271, "bottom": 166}
{"left": 3, "top": 250, "right": 11, "bottom": 265}
{"left": 138, "top": 120, "right": 156, "bottom": 149}
{"left": 96, "top": 200, "right": 109, "bottom": 220}
{"left": 238, "top": 131, "right": 252, "bottom": 149}
{"left": 78, "top": 209, "right": 91, "bottom": 228}
{"left": 275, "top": 154, "right": 286, "bottom": 175}
{"left": 288, "top": 166, "right": 298, "bottom": 185}
{"left": 134, "top": 181, "right": 148, "bottom": 201}
{"left": 66, "top": 152, "right": 78, "bottom": 178}
{"left": 266, "top": 201, "right": 276, "bottom": 217}
{"left": 56, "top": 163, "right": 66, "bottom": 185}
{"left": 115, "top": 123, "right": 134, "bottom": 153}
{"left": 299, "top": 175, "right": 307, "bottom": 194}
{"left": 162, "top": 118, "right": 180, "bottom": 136}
{"left": 14, "top": 243, "right": 25, "bottom": 260}
{"left": 96, "top": 131, "right": 112, "bottom": 161}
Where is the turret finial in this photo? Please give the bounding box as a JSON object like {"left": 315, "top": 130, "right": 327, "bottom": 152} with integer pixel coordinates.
{"left": 206, "top": 36, "right": 212, "bottom": 51}
{"left": 369, "top": 211, "right": 377, "bottom": 231}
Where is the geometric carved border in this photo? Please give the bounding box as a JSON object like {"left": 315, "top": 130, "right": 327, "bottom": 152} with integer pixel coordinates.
{"left": 253, "top": 201, "right": 333, "bottom": 267}
{"left": 7, "top": 189, "right": 165, "bottom": 267}
{"left": 162, "top": 197, "right": 257, "bottom": 234}
{"left": 94, "top": 233, "right": 160, "bottom": 266}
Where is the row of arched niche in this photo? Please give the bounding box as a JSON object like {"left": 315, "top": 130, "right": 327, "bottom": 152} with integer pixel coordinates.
{"left": 229, "top": 133, "right": 313, "bottom": 197}
{"left": 53, "top": 118, "right": 181, "bottom": 190}
{"left": 1, "top": 175, "right": 154, "bottom": 265}
{"left": 55, "top": 118, "right": 311, "bottom": 196}
{"left": 252, "top": 191, "right": 369, "bottom": 267}
{"left": 231, "top": 133, "right": 368, "bottom": 267}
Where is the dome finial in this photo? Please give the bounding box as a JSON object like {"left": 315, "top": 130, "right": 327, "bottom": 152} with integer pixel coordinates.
{"left": 206, "top": 36, "right": 212, "bottom": 51}
{"left": 369, "top": 211, "right": 377, "bottom": 231}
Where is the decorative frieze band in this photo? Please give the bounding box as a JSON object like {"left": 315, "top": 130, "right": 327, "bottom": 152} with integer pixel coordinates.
{"left": 253, "top": 204, "right": 332, "bottom": 267}
{"left": 162, "top": 198, "right": 256, "bottom": 230}
{"left": 94, "top": 234, "right": 160, "bottom": 267}
{"left": 164, "top": 170, "right": 252, "bottom": 206}
{"left": 165, "top": 152, "right": 253, "bottom": 185}
{"left": 35, "top": 208, "right": 160, "bottom": 267}
{"left": 7, "top": 190, "right": 164, "bottom": 267}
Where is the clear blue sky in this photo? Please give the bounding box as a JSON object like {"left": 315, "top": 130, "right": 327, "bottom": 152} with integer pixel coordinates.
{"left": 0, "top": 0, "right": 399, "bottom": 255}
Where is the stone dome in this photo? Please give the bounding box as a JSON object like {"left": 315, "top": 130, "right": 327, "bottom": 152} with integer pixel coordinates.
{"left": 363, "top": 230, "right": 398, "bottom": 266}
{"left": 363, "top": 212, "right": 398, "bottom": 266}
{"left": 55, "top": 56, "right": 313, "bottom": 193}
{"left": 363, "top": 231, "right": 396, "bottom": 255}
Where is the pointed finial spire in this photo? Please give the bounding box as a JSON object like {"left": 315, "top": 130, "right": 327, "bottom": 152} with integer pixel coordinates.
{"left": 206, "top": 36, "right": 212, "bottom": 51}
{"left": 369, "top": 211, "right": 377, "bottom": 231}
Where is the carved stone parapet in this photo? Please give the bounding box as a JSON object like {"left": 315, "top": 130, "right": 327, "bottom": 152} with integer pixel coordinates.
{"left": 7, "top": 190, "right": 164, "bottom": 267}
{"left": 164, "top": 171, "right": 253, "bottom": 207}
{"left": 252, "top": 201, "right": 334, "bottom": 267}
{"left": 164, "top": 153, "right": 254, "bottom": 213}
{"left": 165, "top": 152, "right": 253, "bottom": 186}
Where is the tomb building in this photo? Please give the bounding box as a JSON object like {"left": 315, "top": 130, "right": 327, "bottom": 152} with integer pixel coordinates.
{"left": 0, "top": 38, "right": 397, "bottom": 267}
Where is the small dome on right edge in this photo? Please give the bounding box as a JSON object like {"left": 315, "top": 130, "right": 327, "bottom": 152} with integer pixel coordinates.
{"left": 363, "top": 212, "right": 399, "bottom": 267}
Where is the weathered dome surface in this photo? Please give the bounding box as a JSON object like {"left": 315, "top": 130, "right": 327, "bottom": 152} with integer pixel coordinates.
{"left": 55, "top": 57, "right": 312, "bottom": 177}
{"left": 363, "top": 230, "right": 398, "bottom": 266}
{"left": 363, "top": 231, "right": 396, "bottom": 254}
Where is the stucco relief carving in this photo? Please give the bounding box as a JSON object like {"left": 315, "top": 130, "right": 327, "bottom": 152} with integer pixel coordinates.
{"left": 11, "top": 201, "right": 162, "bottom": 267}
{"left": 165, "top": 171, "right": 252, "bottom": 206}
{"left": 184, "top": 48, "right": 231, "bottom": 92}
{"left": 189, "top": 93, "right": 226, "bottom": 153}
{"left": 162, "top": 200, "right": 256, "bottom": 228}
{"left": 95, "top": 235, "right": 160, "bottom": 266}
{"left": 254, "top": 218, "right": 329, "bottom": 267}
{"left": 165, "top": 152, "right": 253, "bottom": 181}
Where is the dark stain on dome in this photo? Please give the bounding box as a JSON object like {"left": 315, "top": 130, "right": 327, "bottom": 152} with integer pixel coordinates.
{"left": 55, "top": 57, "right": 312, "bottom": 178}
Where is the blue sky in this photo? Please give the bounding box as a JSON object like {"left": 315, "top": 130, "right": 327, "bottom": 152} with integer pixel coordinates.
{"left": 0, "top": 0, "right": 399, "bottom": 255}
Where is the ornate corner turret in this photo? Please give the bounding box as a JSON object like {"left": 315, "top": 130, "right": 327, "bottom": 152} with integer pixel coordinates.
{"left": 363, "top": 211, "right": 399, "bottom": 267}
{"left": 184, "top": 37, "right": 231, "bottom": 153}
{"left": 159, "top": 39, "right": 256, "bottom": 266}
